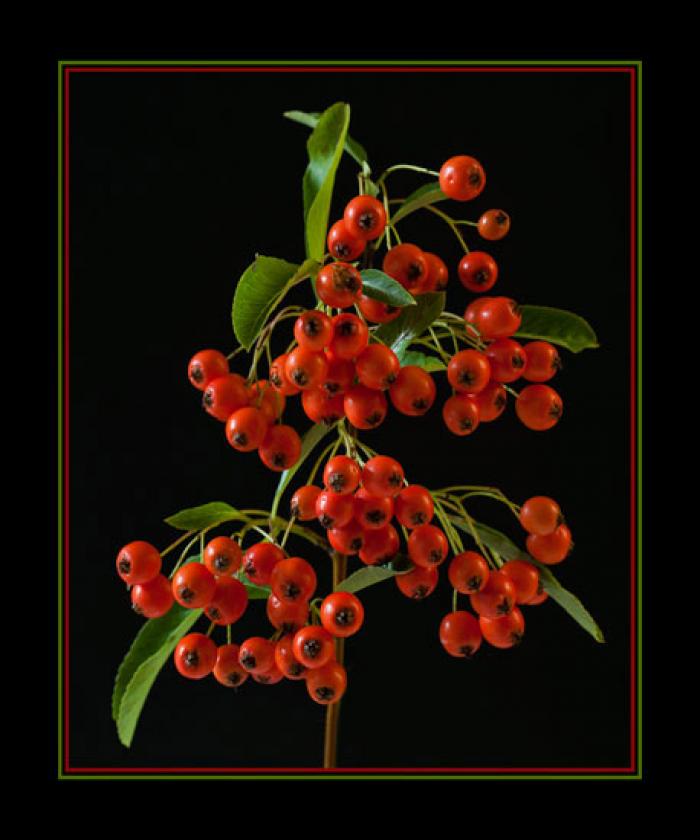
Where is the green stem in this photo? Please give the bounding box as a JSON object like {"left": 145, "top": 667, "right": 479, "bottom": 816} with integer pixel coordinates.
{"left": 377, "top": 164, "right": 440, "bottom": 185}
{"left": 161, "top": 530, "right": 196, "bottom": 558}
{"left": 452, "top": 587, "right": 458, "bottom": 613}
{"left": 420, "top": 204, "right": 470, "bottom": 253}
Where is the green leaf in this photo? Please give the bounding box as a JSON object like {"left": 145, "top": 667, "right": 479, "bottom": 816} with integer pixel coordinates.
{"left": 373, "top": 292, "right": 446, "bottom": 357}
{"left": 302, "top": 103, "right": 351, "bottom": 262}
{"left": 164, "top": 501, "right": 242, "bottom": 531}
{"left": 360, "top": 269, "right": 416, "bottom": 307}
{"left": 398, "top": 350, "right": 447, "bottom": 372}
{"left": 391, "top": 182, "right": 447, "bottom": 224}
{"left": 231, "top": 255, "right": 298, "bottom": 349}
{"left": 270, "top": 423, "right": 331, "bottom": 521}
{"left": 236, "top": 572, "right": 272, "bottom": 600}
{"left": 284, "top": 109, "right": 369, "bottom": 168}
{"left": 447, "top": 516, "right": 604, "bottom": 643}
{"left": 336, "top": 557, "right": 411, "bottom": 594}
{"left": 515, "top": 305, "right": 600, "bottom": 353}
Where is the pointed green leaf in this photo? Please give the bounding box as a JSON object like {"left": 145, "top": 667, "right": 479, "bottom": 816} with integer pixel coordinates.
{"left": 373, "top": 292, "right": 446, "bottom": 356}
{"left": 302, "top": 103, "right": 351, "bottom": 262}
{"left": 270, "top": 423, "right": 331, "bottom": 521}
{"left": 164, "top": 501, "right": 242, "bottom": 531}
{"left": 336, "top": 556, "right": 412, "bottom": 593}
{"left": 398, "top": 350, "right": 447, "bottom": 372}
{"left": 232, "top": 255, "right": 298, "bottom": 348}
{"left": 284, "top": 109, "right": 369, "bottom": 168}
{"left": 235, "top": 572, "right": 272, "bottom": 600}
{"left": 391, "top": 182, "right": 447, "bottom": 224}
{"left": 360, "top": 269, "right": 416, "bottom": 307}
{"left": 515, "top": 305, "right": 599, "bottom": 353}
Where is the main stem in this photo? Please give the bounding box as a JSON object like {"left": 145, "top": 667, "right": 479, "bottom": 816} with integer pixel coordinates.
{"left": 323, "top": 551, "right": 348, "bottom": 769}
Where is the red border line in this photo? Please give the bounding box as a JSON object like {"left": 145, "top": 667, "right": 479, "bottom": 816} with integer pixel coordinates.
{"left": 68, "top": 66, "right": 633, "bottom": 74}
{"left": 629, "top": 67, "right": 637, "bottom": 774}
{"left": 64, "top": 66, "right": 71, "bottom": 777}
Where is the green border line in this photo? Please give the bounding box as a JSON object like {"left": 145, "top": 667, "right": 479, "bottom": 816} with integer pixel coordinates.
{"left": 58, "top": 61, "right": 64, "bottom": 779}
{"left": 636, "top": 62, "right": 643, "bottom": 776}
{"left": 59, "top": 60, "right": 641, "bottom": 66}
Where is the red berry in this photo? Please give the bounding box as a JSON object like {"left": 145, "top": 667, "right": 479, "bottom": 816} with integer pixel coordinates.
{"left": 358, "top": 295, "right": 401, "bottom": 324}
{"left": 516, "top": 384, "right": 563, "bottom": 431}
{"left": 389, "top": 366, "right": 437, "bottom": 416}
{"left": 116, "top": 541, "right": 161, "bottom": 585}
{"left": 329, "top": 313, "right": 369, "bottom": 360}
{"left": 204, "top": 576, "right": 249, "bottom": 625}
{"left": 290, "top": 485, "right": 322, "bottom": 521}
{"left": 439, "top": 155, "right": 486, "bottom": 201}
{"left": 302, "top": 388, "right": 345, "bottom": 425}
{"left": 316, "top": 262, "right": 363, "bottom": 309}
{"left": 477, "top": 297, "right": 522, "bottom": 340}
{"left": 131, "top": 574, "right": 174, "bottom": 619}
{"left": 172, "top": 562, "right": 217, "bottom": 609}
{"left": 355, "top": 344, "right": 400, "bottom": 390}
{"left": 249, "top": 380, "right": 286, "bottom": 423}
{"left": 525, "top": 586, "right": 549, "bottom": 606}
{"left": 213, "top": 643, "right": 249, "bottom": 687}
{"left": 472, "top": 380, "right": 507, "bottom": 422}
{"left": 253, "top": 664, "right": 285, "bottom": 685}
{"left": 306, "top": 661, "right": 347, "bottom": 704}
{"left": 266, "top": 594, "right": 309, "bottom": 634}
{"left": 344, "top": 195, "right": 387, "bottom": 241}
{"left": 202, "top": 374, "right": 250, "bottom": 422}
{"left": 285, "top": 347, "right": 329, "bottom": 391}
{"left": 315, "top": 490, "right": 355, "bottom": 530}
{"left": 394, "top": 484, "right": 434, "bottom": 528}
{"left": 361, "top": 456, "right": 405, "bottom": 498}
{"left": 458, "top": 252, "right": 498, "bottom": 292}
{"left": 478, "top": 209, "right": 511, "bottom": 241}
{"left": 447, "top": 350, "right": 491, "bottom": 394}
{"left": 464, "top": 297, "right": 494, "bottom": 337}
{"left": 328, "top": 520, "right": 365, "bottom": 554}
{"left": 188, "top": 350, "right": 229, "bottom": 391}
{"left": 500, "top": 559, "right": 540, "bottom": 604}
{"left": 422, "top": 252, "right": 449, "bottom": 292}
{"left": 324, "top": 455, "right": 362, "bottom": 495}
{"left": 523, "top": 341, "right": 562, "bottom": 383}
{"left": 344, "top": 385, "right": 388, "bottom": 430}
{"left": 243, "top": 542, "right": 285, "bottom": 585}
{"left": 448, "top": 551, "right": 490, "bottom": 594}
{"left": 274, "top": 635, "right": 309, "bottom": 680}
{"left": 359, "top": 524, "right": 400, "bottom": 566}
{"left": 270, "top": 557, "right": 317, "bottom": 603}
{"left": 270, "top": 354, "right": 301, "bottom": 396}
{"left": 526, "top": 524, "right": 572, "bottom": 565}
{"left": 204, "top": 536, "right": 242, "bottom": 577}
{"left": 469, "top": 570, "right": 516, "bottom": 618}
{"left": 320, "top": 592, "right": 365, "bottom": 638}
{"left": 239, "top": 637, "right": 276, "bottom": 675}
{"left": 479, "top": 607, "right": 525, "bottom": 649}
{"left": 226, "top": 406, "right": 270, "bottom": 452}
{"left": 327, "top": 219, "right": 365, "bottom": 261}
{"left": 294, "top": 310, "right": 334, "bottom": 352}
{"left": 486, "top": 339, "right": 527, "bottom": 383}
{"left": 353, "top": 488, "right": 394, "bottom": 530}
{"left": 259, "top": 425, "right": 302, "bottom": 472}
{"left": 383, "top": 243, "right": 428, "bottom": 294}
{"left": 322, "top": 354, "right": 356, "bottom": 396}
{"left": 292, "top": 625, "right": 335, "bottom": 670}
{"left": 439, "top": 611, "right": 483, "bottom": 658}
{"left": 408, "top": 524, "right": 449, "bottom": 568}
{"left": 442, "top": 393, "right": 480, "bottom": 435}
{"left": 519, "top": 496, "right": 563, "bottom": 536}
{"left": 395, "top": 565, "right": 439, "bottom": 600}
{"left": 174, "top": 633, "right": 217, "bottom": 679}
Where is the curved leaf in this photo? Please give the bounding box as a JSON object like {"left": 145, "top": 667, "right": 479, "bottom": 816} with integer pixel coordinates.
{"left": 336, "top": 556, "right": 412, "bottom": 594}
{"left": 515, "top": 305, "right": 599, "bottom": 353}
{"left": 164, "top": 501, "right": 241, "bottom": 531}
{"left": 373, "top": 292, "right": 446, "bottom": 356}
{"left": 232, "top": 255, "right": 298, "bottom": 349}
{"left": 270, "top": 423, "right": 331, "bottom": 521}
{"left": 284, "top": 109, "right": 369, "bottom": 168}
{"left": 360, "top": 269, "right": 416, "bottom": 307}
{"left": 399, "top": 350, "right": 446, "bottom": 372}
{"left": 391, "top": 182, "right": 447, "bottom": 224}
{"left": 302, "top": 103, "right": 351, "bottom": 262}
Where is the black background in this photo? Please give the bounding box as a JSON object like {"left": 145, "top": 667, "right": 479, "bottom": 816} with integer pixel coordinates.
{"left": 67, "top": 67, "right": 632, "bottom": 771}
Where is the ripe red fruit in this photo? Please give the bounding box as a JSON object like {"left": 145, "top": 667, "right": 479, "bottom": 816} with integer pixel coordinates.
{"left": 485, "top": 338, "right": 527, "bottom": 383}
{"left": 249, "top": 380, "right": 286, "bottom": 423}
{"left": 213, "top": 644, "right": 249, "bottom": 687}
{"left": 344, "top": 195, "right": 387, "bottom": 240}
{"left": 243, "top": 542, "right": 285, "bottom": 585}
{"left": 464, "top": 297, "right": 494, "bottom": 337}
{"left": 315, "top": 490, "right": 355, "bottom": 529}
{"left": 519, "top": 496, "right": 563, "bottom": 536}
{"left": 202, "top": 374, "right": 250, "bottom": 422}
{"left": 239, "top": 637, "right": 277, "bottom": 675}
{"left": 344, "top": 385, "right": 388, "bottom": 430}
{"left": 358, "top": 295, "right": 401, "bottom": 324}
{"left": 458, "top": 252, "right": 498, "bottom": 293}
{"left": 131, "top": 574, "right": 174, "bottom": 619}
{"left": 408, "top": 524, "right": 449, "bottom": 568}
{"left": 284, "top": 347, "right": 329, "bottom": 391}
{"left": 294, "top": 310, "right": 334, "bottom": 352}
{"left": 204, "top": 536, "right": 242, "bottom": 577}
{"left": 525, "top": 586, "right": 549, "bottom": 606}
{"left": 270, "top": 557, "right": 317, "bottom": 603}
{"left": 383, "top": 243, "right": 428, "bottom": 294}
{"left": 266, "top": 594, "right": 309, "bottom": 634}
{"left": 226, "top": 406, "right": 270, "bottom": 452}
{"left": 469, "top": 570, "right": 516, "bottom": 619}
{"left": 175, "top": 633, "right": 218, "bottom": 679}
{"left": 395, "top": 564, "right": 439, "bottom": 600}
{"left": 290, "top": 485, "right": 322, "bottom": 521}
{"left": 324, "top": 455, "right": 362, "bottom": 495}
{"left": 439, "top": 611, "right": 483, "bottom": 658}
{"left": 315, "top": 262, "right": 363, "bottom": 308}
{"left": 422, "top": 252, "right": 449, "bottom": 292}
{"left": 259, "top": 425, "right": 302, "bottom": 472}
{"left": 394, "top": 484, "right": 434, "bottom": 528}
{"left": 478, "top": 209, "right": 511, "bottom": 240}
{"left": 480, "top": 607, "right": 525, "bottom": 649}
{"left": 358, "top": 524, "right": 400, "bottom": 565}
{"left": 389, "top": 366, "right": 437, "bottom": 416}
{"left": 274, "top": 635, "right": 308, "bottom": 680}
{"left": 362, "top": 456, "right": 405, "bottom": 498}
{"left": 302, "top": 388, "right": 345, "bottom": 425}
{"left": 439, "top": 155, "right": 486, "bottom": 201}
{"left": 329, "top": 313, "right": 369, "bottom": 360}
{"left": 172, "top": 562, "right": 217, "bottom": 609}
{"left": 270, "top": 354, "right": 301, "bottom": 396}
{"left": 292, "top": 626, "right": 335, "bottom": 669}
{"left": 472, "top": 380, "right": 507, "bottom": 422}
{"left": 306, "top": 661, "right": 347, "bottom": 704}
{"left": 188, "top": 349, "right": 229, "bottom": 391}
{"left": 116, "top": 541, "right": 161, "bottom": 585}
{"left": 448, "top": 551, "right": 490, "bottom": 594}
{"left": 442, "top": 393, "right": 480, "bottom": 435}
{"left": 447, "top": 350, "right": 491, "bottom": 394}
{"left": 320, "top": 592, "right": 365, "bottom": 638}
{"left": 353, "top": 488, "right": 394, "bottom": 530}
{"left": 204, "top": 576, "right": 249, "bottom": 625}
{"left": 328, "top": 520, "right": 365, "bottom": 554}
{"left": 516, "top": 384, "right": 563, "bottom": 431}
{"left": 523, "top": 341, "right": 561, "bottom": 383}
{"left": 322, "top": 354, "right": 356, "bottom": 396}
{"left": 477, "top": 297, "right": 522, "bottom": 340}
{"left": 253, "top": 664, "right": 285, "bottom": 685}
{"left": 500, "top": 559, "right": 540, "bottom": 604}
{"left": 356, "top": 344, "right": 401, "bottom": 390}
{"left": 327, "top": 219, "right": 366, "bottom": 261}
{"left": 526, "top": 524, "right": 572, "bottom": 565}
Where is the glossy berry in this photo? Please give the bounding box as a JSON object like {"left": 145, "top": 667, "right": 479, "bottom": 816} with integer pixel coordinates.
{"left": 477, "top": 297, "right": 522, "bottom": 340}
{"left": 302, "top": 388, "right": 345, "bottom": 425}
{"left": 439, "top": 155, "right": 486, "bottom": 201}
{"left": 359, "top": 524, "right": 400, "bottom": 566}
{"left": 525, "top": 586, "right": 549, "bottom": 606}
{"left": 353, "top": 488, "right": 394, "bottom": 530}
{"left": 324, "top": 455, "right": 362, "bottom": 495}
{"left": 213, "top": 644, "right": 249, "bottom": 687}
{"left": 356, "top": 344, "right": 400, "bottom": 390}
{"left": 253, "top": 664, "right": 285, "bottom": 685}
{"left": 329, "top": 314, "right": 369, "bottom": 360}
{"left": 322, "top": 355, "right": 356, "bottom": 396}
{"left": 344, "top": 385, "right": 388, "bottom": 430}
{"left": 526, "top": 524, "right": 572, "bottom": 565}
{"left": 172, "top": 562, "right": 217, "bottom": 609}
{"left": 458, "top": 252, "right": 498, "bottom": 293}
{"left": 408, "top": 524, "right": 449, "bottom": 568}
{"left": 266, "top": 594, "right": 309, "bottom": 634}
{"left": 464, "top": 296, "right": 494, "bottom": 337}
{"left": 315, "top": 489, "right": 355, "bottom": 530}
{"left": 294, "top": 310, "right": 334, "bottom": 352}
{"left": 174, "top": 633, "right": 217, "bottom": 679}
{"left": 448, "top": 551, "right": 490, "bottom": 594}
{"left": 327, "top": 219, "right": 365, "bottom": 261}
{"left": 328, "top": 520, "right": 365, "bottom": 554}
{"left": 470, "top": 570, "right": 516, "bottom": 619}
{"left": 243, "top": 542, "right": 285, "bottom": 585}
{"left": 443, "top": 393, "right": 480, "bottom": 435}
{"left": 473, "top": 380, "right": 507, "bottom": 422}
{"left": 480, "top": 607, "right": 525, "bottom": 649}
{"left": 344, "top": 195, "right": 387, "bottom": 240}
{"left": 516, "top": 384, "right": 563, "bottom": 431}
{"left": 204, "top": 536, "right": 242, "bottom": 577}
{"left": 270, "top": 354, "right": 301, "bottom": 396}
{"left": 290, "top": 485, "right": 322, "bottom": 521}
{"left": 478, "top": 209, "right": 511, "bottom": 240}
{"left": 202, "top": 374, "right": 250, "bottom": 422}
{"left": 423, "top": 252, "right": 449, "bottom": 292}
{"left": 259, "top": 425, "right": 302, "bottom": 472}
{"left": 306, "top": 661, "right": 347, "bottom": 704}
{"left": 131, "top": 574, "right": 174, "bottom": 619}
{"left": 383, "top": 243, "right": 428, "bottom": 294}
{"left": 519, "top": 496, "right": 563, "bottom": 536}
{"left": 500, "top": 559, "right": 540, "bottom": 604}
{"left": 188, "top": 349, "right": 229, "bottom": 391}
{"left": 523, "top": 341, "right": 562, "bottom": 383}
{"left": 389, "top": 366, "right": 437, "bottom": 416}
{"left": 284, "top": 347, "right": 328, "bottom": 391}
{"left": 439, "top": 611, "right": 483, "bottom": 658}
{"left": 226, "top": 406, "right": 270, "bottom": 452}
{"left": 362, "top": 456, "right": 405, "bottom": 498}
{"left": 447, "top": 350, "right": 491, "bottom": 394}
{"left": 320, "top": 592, "right": 365, "bottom": 638}
{"left": 292, "top": 626, "right": 335, "bottom": 670}
{"left": 116, "top": 541, "right": 161, "bottom": 585}
{"left": 248, "top": 380, "right": 286, "bottom": 423}
{"left": 486, "top": 339, "right": 527, "bottom": 383}
{"left": 394, "top": 485, "right": 434, "bottom": 528}
{"left": 274, "top": 635, "right": 308, "bottom": 680}
{"left": 270, "top": 557, "right": 317, "bottom": 603}
{"left": 358, "top": 294, "right": 401, "bottom": 324}
{"left": 238, "top": 637, "right": 276, "bottom": 675}
{"left": 204, "top": 576, "right": 249, "bottom": 625}
{"left": 395, "top": 564, "right": 439, "bottom": 600}
{"left": 316, "top": 262, "right": 363, "bottom": 309}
